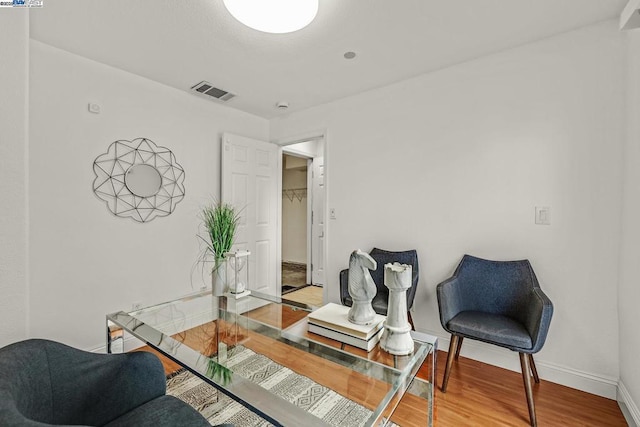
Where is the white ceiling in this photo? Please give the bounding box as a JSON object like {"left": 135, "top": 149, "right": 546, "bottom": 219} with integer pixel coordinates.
{"left": 30, "top": 0, "right": 628, "bottom": 119}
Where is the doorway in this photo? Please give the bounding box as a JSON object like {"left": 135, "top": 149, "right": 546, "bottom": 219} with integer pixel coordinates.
{"left": 280, "top": 138, "right": 325, "bottom": 307}
{"left": 281, "top": 153, "right": 308, "bottom": 292}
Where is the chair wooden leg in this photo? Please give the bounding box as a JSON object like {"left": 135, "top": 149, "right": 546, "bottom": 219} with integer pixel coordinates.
{"left": 529, "top": 354, "right": 540, "bottom": 383}
{"left": 519, "top": 352, "right": 537, "bottom": 427}
{"left": 442, "top": 335, "right": 459, "bottom": 392}
{"left": 407, "top": 311, "right": 415, "bottom": 330}
{"left": 454, "top": 336, "right": 463, "bottom": 360}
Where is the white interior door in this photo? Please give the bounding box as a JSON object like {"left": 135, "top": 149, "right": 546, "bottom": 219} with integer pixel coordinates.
{"left": 311, "top": 156, "right": 325, "bottom": 286}
{"left": 222, "top": 133, "right": 280, "bottom": 296}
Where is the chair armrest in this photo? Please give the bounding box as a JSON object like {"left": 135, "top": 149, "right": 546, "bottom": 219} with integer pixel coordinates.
{"left": 0, "top": 401, "right": 53, "bottom": 427}
{"left": 0, "top": 340, "right": 167, "bottom": 426}
{"left": 523, "top": 287, "right": 554, "bottom": 353}
{"left": 436, "top": 276, "right": 464, "bottom": 331}
{"left": 48, "top": 346, "right": 167, "bottom": 426}
{"left": 339, "top": 269, "right": 350, "bottom": 305}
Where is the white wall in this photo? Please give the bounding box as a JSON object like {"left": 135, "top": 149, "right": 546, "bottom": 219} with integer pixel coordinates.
{"left": 618, "top": 29, "right": 640, "bottom": 422}
{"left": 271, "top": 21, "right": 626, "bottom": 396}
{"left": 28, "top": 40, "right": 268, "bottom": 350}
{"left": 0, "top": 10, "right": 29, "bottom": 348}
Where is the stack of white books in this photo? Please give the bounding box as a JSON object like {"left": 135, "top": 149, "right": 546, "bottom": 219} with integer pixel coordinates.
{"left": 307, "top": 303, "right": 386, "bottom": 352}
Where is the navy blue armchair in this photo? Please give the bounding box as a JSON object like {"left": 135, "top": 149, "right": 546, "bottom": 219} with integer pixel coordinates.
{"left": 0, "top": 339, "right": 212, "bottom": 427}
{"left": 340, "top": 248, "right": 419, "bottom": 328}
{"left": 437, "top": 255, "right": 553, "bottom": 427}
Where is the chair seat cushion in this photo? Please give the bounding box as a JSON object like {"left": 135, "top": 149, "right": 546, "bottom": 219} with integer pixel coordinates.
{"left": 447, "top": 311, "right": 532, "bottom": 350}
{"left": 104, "top": 395, "right": 210, "bottom": 427}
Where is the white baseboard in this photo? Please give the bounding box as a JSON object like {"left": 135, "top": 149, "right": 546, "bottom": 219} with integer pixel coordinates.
{"left": 89, "top": 335, "right": 145, "bottom": 354}
{"left": 618, "top": 381, "right": 640, "bottom": 427}
{"left": 423, "top": 329, "right": 618, "bottom": 399}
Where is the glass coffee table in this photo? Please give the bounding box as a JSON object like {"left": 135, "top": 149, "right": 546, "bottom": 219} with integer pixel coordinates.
{"left": 106, "top": 290, "right": 436, "bottom": 426}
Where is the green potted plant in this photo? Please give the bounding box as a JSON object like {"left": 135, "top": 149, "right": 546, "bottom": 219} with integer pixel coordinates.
{"left": 197, "top": 201, "right": 240, "bottom": 294}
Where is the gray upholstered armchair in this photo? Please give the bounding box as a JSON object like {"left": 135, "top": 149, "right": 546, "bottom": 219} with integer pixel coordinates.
{"left": 437, "top": 255, "right": 553, "bottom": 427}
{"left": 0, "top": 339, "right": 211, "bottom": 427}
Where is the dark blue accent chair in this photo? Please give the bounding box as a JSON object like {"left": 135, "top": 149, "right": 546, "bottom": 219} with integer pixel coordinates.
{"left": 437, "top": 255, "right": 553, "bottom": 427}
{"left": 0, "top": 339, "right": 214, "bottom": 427}
{"left": 340, "top": 248, "right": 419, "bottom": 329}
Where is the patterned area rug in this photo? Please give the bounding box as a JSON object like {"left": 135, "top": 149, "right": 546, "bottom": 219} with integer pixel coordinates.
{"left": 166, "top": 345, "right": 382, "bottom": 426}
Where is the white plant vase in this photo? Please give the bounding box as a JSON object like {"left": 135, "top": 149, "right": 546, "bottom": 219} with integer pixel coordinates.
{"left": 212, "top": 258, "right": 226, "bottom": 296}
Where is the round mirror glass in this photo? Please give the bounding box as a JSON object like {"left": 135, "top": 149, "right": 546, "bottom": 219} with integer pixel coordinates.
{"left": 124, "top": 164, "right": 162, "bottom": 197}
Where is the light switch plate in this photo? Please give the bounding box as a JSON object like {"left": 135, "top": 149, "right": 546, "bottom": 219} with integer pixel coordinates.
{"left": 535, "top": 206, "right": 550, "bottom": 225}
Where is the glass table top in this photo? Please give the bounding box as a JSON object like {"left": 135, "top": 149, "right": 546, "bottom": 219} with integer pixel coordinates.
{"left": 107, "top": 290, "right": 435, "bottom": 426}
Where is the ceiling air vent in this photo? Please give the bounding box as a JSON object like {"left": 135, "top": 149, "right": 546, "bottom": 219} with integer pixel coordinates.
{"left": 190, "top": 81, "right": 236, "bottom": 102}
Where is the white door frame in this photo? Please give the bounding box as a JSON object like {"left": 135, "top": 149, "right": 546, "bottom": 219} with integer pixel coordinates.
{"left": 281, "top": 151, "right": 313, "bottom": 284}
{"left": 275, "top": 132, "right": 327, "bottom": 302}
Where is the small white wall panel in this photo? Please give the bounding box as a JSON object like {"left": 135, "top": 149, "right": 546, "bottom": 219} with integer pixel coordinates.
{"left": 254, "top": 239, "right": 270, "bottom": 292}
{"left": 256, "top": 176, "right": 270, "bottom": 225}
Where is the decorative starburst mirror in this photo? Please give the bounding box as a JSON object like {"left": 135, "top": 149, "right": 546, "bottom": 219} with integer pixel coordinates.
{"left": 92, "top": 138, "right": 185, "bottom": 223}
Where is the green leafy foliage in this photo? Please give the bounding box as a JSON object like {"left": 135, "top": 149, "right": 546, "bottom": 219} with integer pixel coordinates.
{"left": 206, "top": 358, "right": 233, "bottom": 385}
{"left": 198, "top": 201, "right": 241, "bottom": 270}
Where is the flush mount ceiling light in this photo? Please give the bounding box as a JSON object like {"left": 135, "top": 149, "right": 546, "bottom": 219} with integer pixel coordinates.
{"left": 223, "top": 0, "right": 318, "bottom": 34}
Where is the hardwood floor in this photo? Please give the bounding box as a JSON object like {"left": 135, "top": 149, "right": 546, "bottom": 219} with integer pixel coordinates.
{"left": 142, "top": 304, "right": 627, "bottom": 426}
{"left": 431, "top": 351, "right": 626, "bottom": 426}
